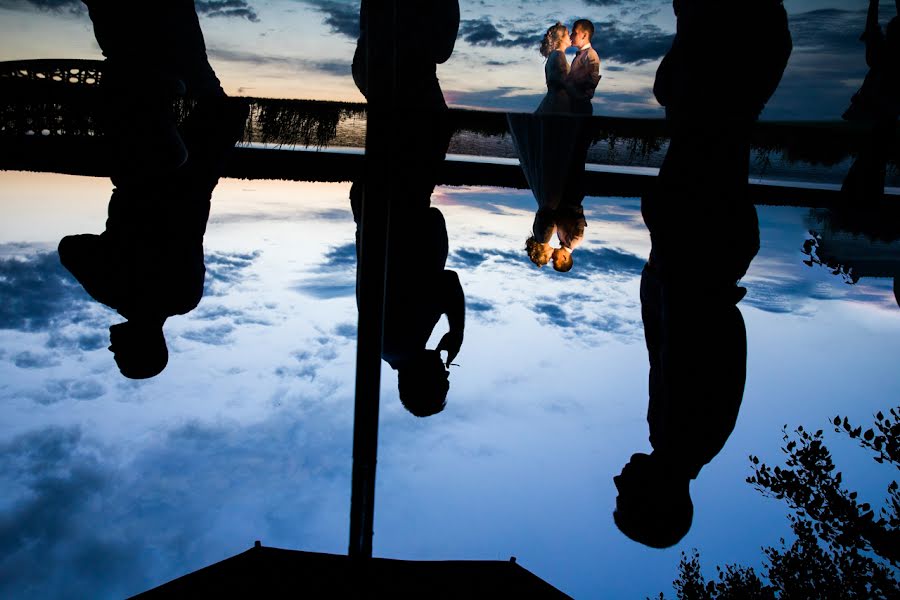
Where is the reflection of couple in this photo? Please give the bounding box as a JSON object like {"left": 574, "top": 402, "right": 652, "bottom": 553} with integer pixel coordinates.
{"left": 350, "top": 1, "right": 465, "bottom": 417}
{"left": 509, "top": 20, "right": 600, "bottom": 273}
{"left": 58, "top": 1, "right": 245, "bottom": 379}
{"left": 614, "top": 0, "right": 791, "bottom": 548}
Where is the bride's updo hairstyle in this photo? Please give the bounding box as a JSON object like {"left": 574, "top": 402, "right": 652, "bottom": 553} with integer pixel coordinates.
{"left": 540, "top": 22, "right": 568, "bottom": 58}
{"left": 525, "top": 236, "right": 551, "bottom": 267}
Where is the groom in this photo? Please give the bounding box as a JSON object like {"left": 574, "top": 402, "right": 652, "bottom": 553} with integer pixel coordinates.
{"left": 566, "top": 19, "right": 601, "bottom": 115}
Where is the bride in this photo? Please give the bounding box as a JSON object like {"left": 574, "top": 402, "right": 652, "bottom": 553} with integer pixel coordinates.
{"left": 509, "top": 23, "right": 584, "bottom": 272}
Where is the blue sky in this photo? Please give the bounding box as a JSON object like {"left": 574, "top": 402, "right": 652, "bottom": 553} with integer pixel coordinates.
{"left": 1, "top": 172, "right": 899, "bottom": 597}
{"left": 0, "top": 0, "right": 896, "bottom": 118}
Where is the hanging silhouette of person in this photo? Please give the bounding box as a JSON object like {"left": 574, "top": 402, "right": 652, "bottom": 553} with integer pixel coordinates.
{"left": 58, "top": 0, "right": 246, "bottom": 379}
{"left": 613, "top": 0, "right": 791, "bottom": 548}
{"left": 350, "top": 2, "right": 465, "bottom": 417}
{"left": 841, "top": 0, "right": 900, "bottom": 203}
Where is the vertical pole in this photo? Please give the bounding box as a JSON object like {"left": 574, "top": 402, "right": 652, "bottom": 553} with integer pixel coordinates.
{"left": 349, "top": 0, "right": 397, "bottom": 559}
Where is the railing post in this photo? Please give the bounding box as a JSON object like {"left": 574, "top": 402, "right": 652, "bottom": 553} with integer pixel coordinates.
{"left": 349, "top": 0, "right": 398, "bottom": 560}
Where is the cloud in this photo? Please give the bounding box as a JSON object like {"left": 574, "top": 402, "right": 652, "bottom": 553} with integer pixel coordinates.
{"left": 13, "top": 350, "right": 60, "bottom": 369}
{"left": 566, "top": 246, "right": 646, "bottom": 278}
{"left": 449, "top": 248, "right": 490, "bottom": 269}
{"left": 297, "top": 0, "right": 359, "bottom": 38}
{"left": 321, "top": 243, "right": 357, "bottom": 269}
{"left": 761, "top": 8, "right": 870, "bottom": 119}
{"left": 180, "top": 323, "right": 235, "bottom": 345}
{"left": 788, "top": 8, "right": 868, "bottom": 53}
{"left": 446, "top": 87, "right": 544, "bottom": 112}
{"left": 29, "top": 379, "right": 107, "bottom": 404}
{"left": 459, "top": 18, "right": 542, "bottom": 49}
{"left": 195, "top": 0, "right": 259, "bottom": 22}
{"left": 0, "top": 0, "right": 258, "bottom": 20}
{"left": 203, "top": 250, "right": 259, "bottom": 296}
{"left": 0, "top": 427, "right": 144, "bottom": 599}
{"left": 0, "top": 0, "right": 82, "bottom": 14}
{"left": 532, "top": 302, "right": 572, "bottom": 328}
{"left": 46, "top": 330, "right": 108, "bottom": 352}
{"left": 293, "top": 277, "right": 356, "bottom": 299}
{"left": 208, "top": 48, "right": 351, "bottom": 77}
{"left": 592, "top": 18, "right": 673, "bottom": 64}
{"left": 333, "top": 322, "right": 356, "bottom": 338}
{"left": 0, "top": 251, "right": 93, "bottom": 333}
{"left": 0, "top": 395, "right": 355, "bottom": 597}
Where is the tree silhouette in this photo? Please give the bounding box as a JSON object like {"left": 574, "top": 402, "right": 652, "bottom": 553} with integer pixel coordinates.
{"left": 656, "top": 407, "right": 899, "bottom": 599}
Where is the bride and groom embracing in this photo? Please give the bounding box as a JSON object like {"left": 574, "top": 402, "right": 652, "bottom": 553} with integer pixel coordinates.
{"left": 509, "top": 20, "right": 601, "bottom": 272}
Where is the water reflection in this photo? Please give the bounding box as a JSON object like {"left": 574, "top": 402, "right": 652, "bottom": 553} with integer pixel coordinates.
{"left": 351, "top": 1, "right": 463, "bottom": 416}
{"left": 841, "top": 0, "right": 900, "bottom": 202}
{"left": 614, "top": 0, "right": 792, "bottom": 548}
{"left": 57, "top": 0, "right": 246, "bottom": 378}
{"left": 805, "top": 205, "right": 900, "bottom": 307}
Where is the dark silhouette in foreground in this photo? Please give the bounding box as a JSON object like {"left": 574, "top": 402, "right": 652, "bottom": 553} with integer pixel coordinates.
{"left": 350, "top": 1, "right": 464, "bottom": 417}
{"left": 841, "top": 0, "right": 900, "bottom": 204}
{"left": 58, "top": 0, "right": 245, "bottom": 378}
{"left": 131, "top": 542, "right": 570, "bottom": 598}
{"left": 614, "top": 0, "right": 791, "bottom": 548}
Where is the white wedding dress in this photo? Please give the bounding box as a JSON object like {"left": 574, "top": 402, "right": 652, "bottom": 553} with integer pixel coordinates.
{"left": 508, "top": 49, "right": 580, "bottom": 241}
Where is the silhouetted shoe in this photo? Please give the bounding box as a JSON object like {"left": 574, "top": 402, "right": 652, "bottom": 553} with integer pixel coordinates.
{"left": 58, "top": 234, "right": 122, "bottom": 309}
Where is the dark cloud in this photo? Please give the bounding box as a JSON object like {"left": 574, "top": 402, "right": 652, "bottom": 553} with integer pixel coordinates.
{"left": 1, "top": 400, "right": 356, "bottom": 596}
{"left": 467, "top": 299, "right": 494, "bottom": 313}
{"left": 761, "top": 8, "right": 872, "bottom": 119}
{"left": 459, "top": 18, "right": 541, "bottom": 49}
{"left": 193, "top": 304, "right": 245, "bottom": 321}
{"left": 449, "top": 248, "right": 490, "bottom": 269}
{"left": 309, "top": 208, "right": 353, "bottom": 221}
{"left": 566, "top": 246, "right": 646, "bottom": 278}
{"left": 0, "top": 427, "right": 143, "bottom": 599}
{"left": 0, "top": 251, "right": 93, "bottom": 333}
{"left": 0, "top": 0, "right": 83, "bottom": 14}
{"left": 13, "top": 350, "right": 60, "bottom": 369}
{"left": 181, "top": 323, "right": 235, "bottom": 345}
{"left": 532, "top": 302, "right": 572, "bottom": 328}
{"left": 321, "top": 243, "right": 357, "bottom": 269}
{"left": 203, "top": 250, "right": 259, "bottom": 296}
{"left": 333, "top": 322, "right": 356, "bottom": 338}
{"left": 447, "top": 87, "right": 544, "bottom": 112}
{"left": 592, "top": 19, "right": 673, "bottom": 64}
{"left": 294, "top": 277, "right": 356, "bottom": 299}
{"left": 46, "top": 330, "right": 107, "bottom": 352}
{"left": 195, "top": 0, "right": 259, "bottom": 22}
{"left": 208, "top": 48, "right": 351, "bottom": 76}
{"left": 0, "top": 0, "right": 259, "bottom": 20}
{"left": 297, "top": 0, "right": 359, "bottom": 38}
{"left": 32, "top": 379, "right": 107, "bottom": 404}
{"left": 789, "top": 8, "right": 868, "bottom": 52}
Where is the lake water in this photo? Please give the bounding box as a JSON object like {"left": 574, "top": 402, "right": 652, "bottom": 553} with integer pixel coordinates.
{"left": 1, "top": 171, "right": 898, "bottom": 598}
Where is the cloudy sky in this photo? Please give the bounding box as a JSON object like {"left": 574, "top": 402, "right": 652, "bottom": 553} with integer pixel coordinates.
{"left": 0, "top": 0, "right": 895, "bottom": 118}
{"left": 1, "top": 171, "right": 899, "bottom": 597}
